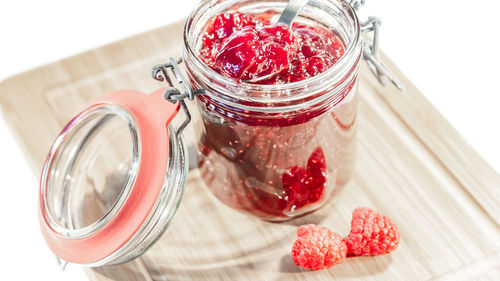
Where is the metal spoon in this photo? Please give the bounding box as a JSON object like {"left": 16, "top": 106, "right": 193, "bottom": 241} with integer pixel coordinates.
{"left": 276, "top": 0, "right": 310, "bottom": 27}
{"left": 242, "top": 0, "right": 309, "bottom": 83}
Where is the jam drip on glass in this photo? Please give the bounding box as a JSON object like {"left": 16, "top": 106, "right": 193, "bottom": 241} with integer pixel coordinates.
{"left": 195, "top": 12, "right": 357, "bottom": 220}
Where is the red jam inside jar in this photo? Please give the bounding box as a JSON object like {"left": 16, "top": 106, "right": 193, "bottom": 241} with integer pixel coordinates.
{"left": 187, "top": 9, "right": 360, "bottom": 221}
{"left": 200, "top": 12, "right": 345, "bottom": 84}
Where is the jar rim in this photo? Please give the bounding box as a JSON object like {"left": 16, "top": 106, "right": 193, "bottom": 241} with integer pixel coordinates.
{"left": 182, "top": 0, "right": 361, "bottom": 104}
{"left": 40, "top": 103, "right": 140, "bottom": 239}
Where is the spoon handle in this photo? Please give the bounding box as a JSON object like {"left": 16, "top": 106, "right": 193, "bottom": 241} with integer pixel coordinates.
{"left": 277, "top": 0, "right": 310, "bottom": 27}
{"left": 241, "top": 0, "right": 310, "bottom": 83}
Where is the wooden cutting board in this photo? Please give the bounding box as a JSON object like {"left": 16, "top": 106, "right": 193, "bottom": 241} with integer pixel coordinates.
{"left": 1, "top": 20, "right": 500, "bottom": 281}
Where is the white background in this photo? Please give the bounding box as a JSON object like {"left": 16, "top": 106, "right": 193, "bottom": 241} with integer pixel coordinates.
{"left": 0, "top": 1, "right": 498, "bottom": 280}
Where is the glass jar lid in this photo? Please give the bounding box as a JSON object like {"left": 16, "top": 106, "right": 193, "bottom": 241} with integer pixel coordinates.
{"left": 38, "top": 89, "right": 186, "bottom": 265}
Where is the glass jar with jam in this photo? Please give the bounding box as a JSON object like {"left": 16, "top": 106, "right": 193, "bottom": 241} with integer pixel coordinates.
{"left": 38, "top": 0, "right": 398, "bottom": 267}
{"left": 183, "top": 0, "right": 361, "bottom": 220}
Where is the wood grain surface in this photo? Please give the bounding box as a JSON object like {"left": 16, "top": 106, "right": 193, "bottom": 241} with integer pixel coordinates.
{"left": 1, "top": 20, "right": 500, "bottom": 281}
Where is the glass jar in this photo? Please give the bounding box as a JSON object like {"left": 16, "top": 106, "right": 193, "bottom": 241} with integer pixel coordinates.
{"left": 183, "top": 0, "right": 361, "bottom": 221}
{"left": 39, "top": 0, "right": 398, "bottom": 268}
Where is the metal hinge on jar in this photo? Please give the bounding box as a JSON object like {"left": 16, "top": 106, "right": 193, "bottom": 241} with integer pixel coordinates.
{"left": 151, "top": 58, "right": 205, "bottom": 137}
{"left": 350, "top": 0, "right": 404, "bottom": 90}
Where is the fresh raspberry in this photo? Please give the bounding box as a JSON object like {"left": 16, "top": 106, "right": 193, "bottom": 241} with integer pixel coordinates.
{"left": 292, "top": 224, "right": 347, "bottom": 270}
{"left": 345, "top": 207, "right": 399, "bottom": 256}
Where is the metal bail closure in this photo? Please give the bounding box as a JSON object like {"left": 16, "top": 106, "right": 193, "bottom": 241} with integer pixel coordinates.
{"left": 152, "top": 57, "right": 206, "bottom": 137}
{"left": 38, "top": 84, "right": 188, "bottom": 266}
{"left": 350, "top": 0, "right": 404, "bottom": 90}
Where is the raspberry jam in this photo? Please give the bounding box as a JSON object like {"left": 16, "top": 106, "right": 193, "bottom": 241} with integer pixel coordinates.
{"left": 183, "top": 3, "right": 362, "bottom": 220}
{"left": 200, "top": 12, "right": 345, "bottom": 84}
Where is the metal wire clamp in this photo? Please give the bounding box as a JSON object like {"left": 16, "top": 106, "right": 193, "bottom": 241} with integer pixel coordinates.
{"left": 349, "top": 0, "right": 366, "bottom": 11}
{"left": 350, "top": 1, "right": 404, "bottom": 90}
{"left": 151, "top": 57, "right": 205, "bottom": 137}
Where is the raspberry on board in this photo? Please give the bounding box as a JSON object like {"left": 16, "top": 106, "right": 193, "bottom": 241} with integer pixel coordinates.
{"left": 292, "top": 224, "right": 347, "bottom": 270}
{"left": 345, "top": 207, "right": 400, "bottom": 256}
